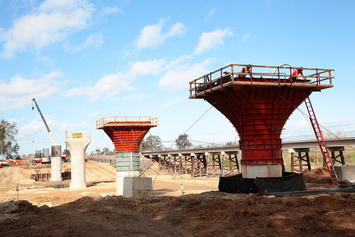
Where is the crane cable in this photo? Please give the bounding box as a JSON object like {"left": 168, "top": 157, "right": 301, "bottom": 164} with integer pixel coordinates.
{"left": 168, "top": 105, "right": 213, "bottom": 148}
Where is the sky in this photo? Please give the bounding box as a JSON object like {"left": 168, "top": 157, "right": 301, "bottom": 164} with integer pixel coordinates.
{"left": 1, "top": 0, "right": 355, "bottom": 155}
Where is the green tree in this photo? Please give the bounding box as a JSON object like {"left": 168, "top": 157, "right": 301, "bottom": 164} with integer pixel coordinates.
{"left": 0, "top": 119, "right": 20, "bottom": 159}
{"left": 175, "top": 134, "right": 192, "bottom": 149}
{"left": 102, "top": 147, "right": 115, "bottom": 155}
{"left": 141, "top": 135, "right": 163, "bottom": 151}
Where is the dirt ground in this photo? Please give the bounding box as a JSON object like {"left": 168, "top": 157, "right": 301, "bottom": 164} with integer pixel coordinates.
{"left": 0, "top": 161, "right": 354, "bottom": 237}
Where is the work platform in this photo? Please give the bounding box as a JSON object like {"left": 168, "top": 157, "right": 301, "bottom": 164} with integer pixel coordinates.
{"left": 189, "top": 64, "right": 334, "bottom": 191}
{"left": 189, "top": 64, "right": 334, "bottom": 98}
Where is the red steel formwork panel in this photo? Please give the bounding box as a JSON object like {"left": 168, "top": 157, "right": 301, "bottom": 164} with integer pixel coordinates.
{"left": 96, "top": 117, "right": 158, "bottom": 153}
{"left": 206, "top": 86, "right": 312, "bottom": 165}
{"left": 189, "top": 64, "right": 334, "bottom": 167}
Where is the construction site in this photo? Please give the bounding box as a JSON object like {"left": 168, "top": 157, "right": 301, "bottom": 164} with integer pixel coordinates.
{"left": 0, "top": 64, "right": 354, "bottom": 236}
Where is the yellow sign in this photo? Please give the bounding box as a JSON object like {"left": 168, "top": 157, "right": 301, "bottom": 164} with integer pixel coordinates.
{"left": 72, "top": 133, "right": 83, "bottom": 138}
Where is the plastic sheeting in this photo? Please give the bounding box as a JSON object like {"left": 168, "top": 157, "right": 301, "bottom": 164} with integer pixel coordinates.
{"left": 219, "top": 172, "right": 306, "bottom": 194}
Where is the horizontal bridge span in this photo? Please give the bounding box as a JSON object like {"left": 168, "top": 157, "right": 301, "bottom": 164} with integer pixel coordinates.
{"left": 141, "top": 137, "right": 355, "bottom": 156}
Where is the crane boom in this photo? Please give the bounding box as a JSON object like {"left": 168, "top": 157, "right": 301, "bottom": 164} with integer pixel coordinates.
{"left": 32, "top": 98, "right": 58, "bottom": 145}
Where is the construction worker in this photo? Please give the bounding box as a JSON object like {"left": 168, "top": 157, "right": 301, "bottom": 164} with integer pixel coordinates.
{"left": 239, "top": 64, "right": 252, "bottom": 79}
{"left": 291, "top": 67, "right": 305, "bottom": 80}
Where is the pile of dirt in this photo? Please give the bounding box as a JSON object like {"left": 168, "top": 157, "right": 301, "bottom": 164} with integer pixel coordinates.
{"left": 0, "top": 166, "right": 37, "bottom": 187}
{"left": 1, "top": 192, "right": 354, "bottom": 237}
{"left": 303, "top": 168, "right": 333, "bottom": 184}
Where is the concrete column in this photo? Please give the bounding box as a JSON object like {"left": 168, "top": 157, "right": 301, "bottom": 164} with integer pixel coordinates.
{"left": 50, "top": 145, "right": 62, "bottom": 181}
{"left": 65, "top": 133, "right": 91, "bottom": 190}
{"left": 116, "top": 152, "right": 151, "bottom": 197}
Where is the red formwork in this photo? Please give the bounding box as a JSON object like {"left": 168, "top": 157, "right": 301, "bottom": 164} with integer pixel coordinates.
{"left": 206, "top": 86, "right": 312, "bottom": 165}
{"left": 96, "top": 117, "right": 158, "bottom": 153}
{"left": 189, "top": 64, "right": 334, "bottom": 166}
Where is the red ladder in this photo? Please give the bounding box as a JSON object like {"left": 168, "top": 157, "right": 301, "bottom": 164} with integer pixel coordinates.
{"left": 304, "top": 97, "right": 338, "bottom": 181}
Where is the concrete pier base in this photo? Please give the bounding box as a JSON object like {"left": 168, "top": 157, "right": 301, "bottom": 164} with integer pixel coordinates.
{"left": 242, "top": 164, "right": 282, "bottom": 179}
{"left": 116, "top": 171, "right": 152, "bottom": 197}
{"left": 335, "top": 165, "right": 355, "bottom": 183}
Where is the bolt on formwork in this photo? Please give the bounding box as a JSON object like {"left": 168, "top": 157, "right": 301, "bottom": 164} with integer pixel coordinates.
{"left": 189, "top": 64, "right": 334, "bottom": 179}
{"left": 96, "top": 116, "right": 158, "bottom": 196}
{"left": 189, "top": 64, "right": 334, "bottom": 192}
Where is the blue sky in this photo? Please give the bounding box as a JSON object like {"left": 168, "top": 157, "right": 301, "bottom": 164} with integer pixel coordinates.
{"left": 1, "top": 0, "right": 355, "bottom": 155}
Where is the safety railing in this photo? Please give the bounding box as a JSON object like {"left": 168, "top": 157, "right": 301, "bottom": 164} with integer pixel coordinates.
{"left": 96, "top": 116, "right": 159, "bottom": 129}
{"left": 189, "top": 64, "right": 334, "bottom": 97}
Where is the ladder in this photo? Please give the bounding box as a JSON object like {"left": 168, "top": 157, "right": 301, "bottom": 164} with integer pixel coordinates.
{"left": 304, "top": 97, "right": 338, "bottom": 181}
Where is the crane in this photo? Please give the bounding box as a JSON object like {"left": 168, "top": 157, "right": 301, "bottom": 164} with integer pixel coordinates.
{"left": 32, "top": 98, "right": 58, "bottom": 146}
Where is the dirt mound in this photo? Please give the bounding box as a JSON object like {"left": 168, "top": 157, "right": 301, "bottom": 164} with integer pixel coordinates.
{"left": 303, "top": 168, "right": 333, "bottom": 184}
{"left": 0, "top": 200, "right": 37, "bottom": 214}
{"left": 0, "top": 198, "right": 190, "bottom": 237}
{"left": 0, "top": 166, "right": 37, "bottom": 187}
{"left": 1, "top": 192, "right": 354, "bottom": 237}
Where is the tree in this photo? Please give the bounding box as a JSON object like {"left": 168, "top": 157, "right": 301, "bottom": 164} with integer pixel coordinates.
{"left": 175, "top": 134, "right": 192, "bottom": 149}
{"left": 0, "top": 119, "right": 20, "bottom": 159}
{"left": 225, "top": 141, "right": 237, "bottom": 146}
{"left": 141, "top": 135, "right": 163, "bottom": 151}
{"left": 102, "top": 147, "right": 115, "bottom": 155}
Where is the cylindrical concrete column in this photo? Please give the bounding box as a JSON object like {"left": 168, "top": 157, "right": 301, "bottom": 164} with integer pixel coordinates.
{"left": 50, "top": 145, "right": 62, "bottom": 181}
{"left": 65, "top": 133, "right": 91, "bottom": 190}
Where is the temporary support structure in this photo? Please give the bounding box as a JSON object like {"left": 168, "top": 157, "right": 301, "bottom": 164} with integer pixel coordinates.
{"left": 189, "top": 64, "right": 334, "bottom": 180}
{"left": 97, "top": 116, "right": 158, "bottom": 196}
{"left": 328, "top": 146, "right": 346, "bottom": 165}
{"left": 290, "top": 148, "right": 311, "bottom": 173}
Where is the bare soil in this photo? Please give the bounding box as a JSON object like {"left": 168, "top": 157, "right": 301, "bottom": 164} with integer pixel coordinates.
{"left": 0, "top": 161, "right": 354, "bottom": 237}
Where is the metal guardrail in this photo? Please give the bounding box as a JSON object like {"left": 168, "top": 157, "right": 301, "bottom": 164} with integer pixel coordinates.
{"left": 96, "top": 116, "right": 159, "bottom": 129}
{"left": 189, "top": 64, "right": 334, "bottom": 97}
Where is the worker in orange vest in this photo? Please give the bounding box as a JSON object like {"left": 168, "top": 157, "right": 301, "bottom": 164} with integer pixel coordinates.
{"left": 291, "top": 67, "right": 305, "bottom": 80}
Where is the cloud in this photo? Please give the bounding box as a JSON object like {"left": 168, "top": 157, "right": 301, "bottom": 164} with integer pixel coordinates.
{"left": 67, "top": 59, "right": 166, "bottom": 101}
{"left": 1, "top": 0, "right": 93, "bottom": 57}
{"left": 0, "top": 71, "right": 64, "bottom": 112}
{"left": 18, "top": 119, "right": 44, "bottom": 138}
{"left": 242, "top": 33, "right": 251, "bottom": 41}
{"left": 135, "top": 19, "right": 185, "bottom": 49}
{"left": 207, "top": 8, "right": 217, "bottom": 18}
{"left": 160, "top": 96, "right": 186, "bottom": 108}
{"left": 68, "top": 32, "right": 103, "bottom": 52}
{"left": 127, "top": 59, "right": 167, "bottom": 77}
{"left": 157, "top": 58, "right": 214, "bottom": 89}
{"left": 100, "top": 7, "right": 121, "bottom": 15}
{"left": 194, "top": 27, "right": 233, "bottom": 54}
{"left": 66, "top": 72, "right": 132, "bottom": 102}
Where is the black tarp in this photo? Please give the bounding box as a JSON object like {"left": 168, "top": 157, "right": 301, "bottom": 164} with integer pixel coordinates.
{"left": 219, "top": 172, "right": 306, "bottom": 194}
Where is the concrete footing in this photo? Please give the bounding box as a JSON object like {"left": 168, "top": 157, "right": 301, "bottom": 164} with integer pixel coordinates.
{"left": 116, "top": 171, "right": 152, "bottom": 197}
{"left": 335, "top": 165, "right": 355, "bottom": 183}
{"left": 242, "top": 164, "right": 282, "bottom": 178}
